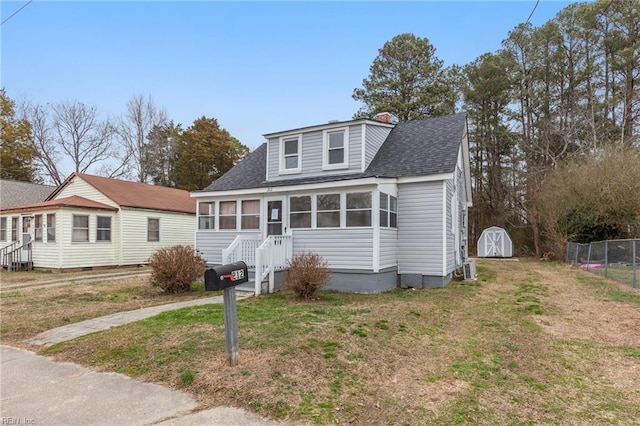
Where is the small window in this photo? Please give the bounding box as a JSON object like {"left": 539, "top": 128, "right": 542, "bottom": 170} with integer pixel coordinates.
{"left": 317, "top": 194, "right": 340, "bottom": 228}
{"left": 0, "top": 218, "right": 6, "bottom": 241}
{"left": 219, "top": 201, "right": 237, "bottom": 230}
{"left": 34, "top": 215, "right": 43, "bottom": 242}
{"left": 290, "top": 196, "right": 311, "bottom": 228}
{"left": 380, "top": 192, "right": 389, "bottom": 227}
{"left": 72, "top": 215, "right": 89, "bottom": 242}
{"left": 280, "top": 135, "right": 301, "bottom": 173}
{"left": 22, "top": 216, "right": 30, "bottom": 233}
{"left": 241, "top": 200, "right": 260, "bottom": 230}
{"left": 97, "top": 216, "right": 111, "bottom": 241}
{"left": 390, "top": 196, "right": 398, "bottom": 228}
{"left": 198, "top": 202, "right": 215, "bottom": 230}
{"left": 148, "top": 218, "right": 160, "bottom": 242}
{"left": 380, "top": 193, "right": 398, "bottom": 228}
{"left": 346, "top": 192, "right": 371, "bottom": 227}
{"left": 47, "top": 213, "right": 56, "bottom": 242}
{"left": 11, "top": 217, "right": 18, "bottom": 241}
{"left": 323, "top": 128, "right": 348, "bottom": 169}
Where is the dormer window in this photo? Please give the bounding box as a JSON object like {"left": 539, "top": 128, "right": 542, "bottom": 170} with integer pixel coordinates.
{"left": 323, "top": 128, "right": 349, "bottom": 170}
{"left": 280, "top": 135, "right": 302, "bottom": 174}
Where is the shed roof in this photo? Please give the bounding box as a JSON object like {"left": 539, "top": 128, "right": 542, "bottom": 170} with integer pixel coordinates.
{"left": 47, "top": 173, "right": 196, "bottom": 215}
{"left": 0, "top": 179, "right": 56, "bottom": 209}
{"left": 201, "top": 113, "right": 467, "bottom": 192}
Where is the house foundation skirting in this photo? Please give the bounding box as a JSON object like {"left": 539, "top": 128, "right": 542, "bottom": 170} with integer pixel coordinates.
{"left": 324, "top": 267, "right": 398, "bottom": 294}
{"left": 399, "top": 272, "right": 454, "bottom": 289}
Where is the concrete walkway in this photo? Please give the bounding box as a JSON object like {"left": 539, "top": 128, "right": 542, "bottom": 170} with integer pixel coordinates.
{"left": 29, "top": 292, "right": 253, "bottom": 347}
{"left": 2, "top": 289, "right": 277, "bottom": 425}
{"left": 1, "top": 345, "right": 277, "bottom": 425}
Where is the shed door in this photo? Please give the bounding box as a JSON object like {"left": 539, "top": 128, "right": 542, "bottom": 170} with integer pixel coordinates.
{"left": 484, "top": 229, "right": 504, "bottom": 257}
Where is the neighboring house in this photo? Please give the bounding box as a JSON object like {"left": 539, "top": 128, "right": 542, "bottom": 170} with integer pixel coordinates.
{"left": 0, "top": 179, "right": 55, "bottom": 209}
{"left": 193, "top": 112, "right": 472, "bottom": 294}
{"left": 0, "top": 173, "right": 196, "bottom": 271}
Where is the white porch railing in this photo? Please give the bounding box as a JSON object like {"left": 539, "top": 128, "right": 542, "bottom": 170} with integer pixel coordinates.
{"left": 255, "top": 235, "right": 293, "bottom": 294}
{"left": 222, "top": 235, "right": 261, "bottom": 267}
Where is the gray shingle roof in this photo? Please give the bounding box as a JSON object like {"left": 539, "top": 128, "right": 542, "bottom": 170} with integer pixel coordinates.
{"left": 200, "top": 113, "right": 466, "bottom": 192}
{"left": 0, "top": 179, "right": 56, "bottom": 210}
{"left": 367, "top": 113, "right": 467, "bottom": 177}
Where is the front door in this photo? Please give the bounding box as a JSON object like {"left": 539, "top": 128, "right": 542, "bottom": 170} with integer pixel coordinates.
{"left": 21, "top": 216, "right": 32, "bottom": 262}
{"left": 265, "top": 197, "right": 287, "bottom": 237}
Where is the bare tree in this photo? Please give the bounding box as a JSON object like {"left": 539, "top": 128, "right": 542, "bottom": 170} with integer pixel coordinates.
{"left": 118, "top": 94, "right": 167, "bottom": 182}
{"left": 21, "top": 100, "right": 125, "bottom": 184}
{"left": 51, "top": 101, "right": 116, "bottom": 175}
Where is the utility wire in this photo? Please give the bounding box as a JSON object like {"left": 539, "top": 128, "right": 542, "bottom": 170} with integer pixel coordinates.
{"left": 525, "top": 0, "right": 541, "bottom": 25}
{"left": 2, "top": 0, "right": 33, "bottom": 26}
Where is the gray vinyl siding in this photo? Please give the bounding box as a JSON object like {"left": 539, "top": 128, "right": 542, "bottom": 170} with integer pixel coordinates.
{"left": 267, "top": 137, "right": 279, "bottom": 181}
{"left": 364, "top": 125, "right": 392, "bottom": 169}
{"left": 445, "top": 178, "right": 455, "bottom": 274}
{"left": 267, "top": 124, "right": 364, "bottom": 182}
{"left": 196, "top": 232, "right": 238, "bottom": 265}
{"left": 379, "top": 228, "right": 398, "bottom": 269}
{"left": 292, "top": 228, "right": 373, "bottom": 270}
{"left": 397, "top": 181, "right": 444, "bottom": 276}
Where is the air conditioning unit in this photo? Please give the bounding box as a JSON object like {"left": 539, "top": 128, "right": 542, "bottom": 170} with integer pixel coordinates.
{"left": 463, "top": 259, "right": 477, "bottom": 281}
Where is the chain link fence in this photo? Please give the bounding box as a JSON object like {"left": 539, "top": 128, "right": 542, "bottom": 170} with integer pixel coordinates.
{"left": 565, "top": 239, "right": 638, "bottom": 288}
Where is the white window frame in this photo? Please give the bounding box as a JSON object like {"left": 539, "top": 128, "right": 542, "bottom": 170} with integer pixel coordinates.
{"left": 289, "top": 195, "right": 312, "bottom": 229}
{"left": 0, "top": 217, "right": 6, "bottom": 242}
{"left": 34, "top": 214, "right": 43, "bottom": 242}
{"left": 72, "top": 214, "right": 90, "bottom": 242}
{"left": 316, "top": 193, "right": 342, "bottom": 228}
{"left": 198, "top": 201, "right": 215, "bottom": 230}
{"left": 147, "top": 218, "right": 160, "bottom": 242}
{"left": 241, "top": 200, "right": 260, "bottom": 230}
{"left": 219, "top": 201, "right": 238, "bottom": 230}
{"left": 346, "top": 191, "right": 372, "bottom": 227}
{"left": 96, "top": 216, "right": 112, "bottom": 242}
{"left": 322, "top": 127, "right": 349, "bottom": 170}
{"left": 279, "top": 134, "right": 302, "bottom": 174}
{"left": 46, "top": 213, "right": 56, "bottom": 242}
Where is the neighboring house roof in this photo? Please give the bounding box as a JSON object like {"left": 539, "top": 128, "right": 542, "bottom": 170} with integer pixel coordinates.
{"left": 200, "top": 113, "right": 467, "bottom": 192}
{"left": 0, "top": 195, "right": 118, "bottom": 215}
{"left": 47, "top": 173, "right": 197, "bottom": 215}
{"left": 0, "top": 179, "right": 56, "bottom": 209}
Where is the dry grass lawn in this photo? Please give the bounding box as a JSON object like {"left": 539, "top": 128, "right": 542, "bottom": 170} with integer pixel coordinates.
{"left": 2, "top": 260, "right": 639, "bottom": 425}
{"left": 0, "top": 273, "right": 211, "bottom": 345}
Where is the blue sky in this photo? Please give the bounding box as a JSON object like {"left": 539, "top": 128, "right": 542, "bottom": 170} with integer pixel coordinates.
{"left": 2, "top": 0, "right": 575, "bottom": 154}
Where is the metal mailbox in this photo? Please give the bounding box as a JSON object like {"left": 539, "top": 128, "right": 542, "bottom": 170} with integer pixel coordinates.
{"left": 205, "top": 261, "right": 248, "bottom": 291}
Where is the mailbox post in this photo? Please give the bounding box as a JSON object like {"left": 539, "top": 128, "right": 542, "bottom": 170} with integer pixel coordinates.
{"left": 204, "top": 261, "right": 248, "bottom": 365}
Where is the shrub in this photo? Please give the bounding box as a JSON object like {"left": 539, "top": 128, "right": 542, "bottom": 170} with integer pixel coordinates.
{"left": 284, "top": 252, "right": 331, "bottom": 300}
{"left": 149, "top": 245, "right": 207, "bottom": 293}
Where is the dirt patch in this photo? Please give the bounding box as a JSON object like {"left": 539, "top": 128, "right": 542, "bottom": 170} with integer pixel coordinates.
{"left": 532, "top": 267, "right": 640, "bottom": 347}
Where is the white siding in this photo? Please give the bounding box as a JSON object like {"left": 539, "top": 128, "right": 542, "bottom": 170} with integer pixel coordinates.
{"left": 292, "top": 228, "right": 373, "bottom": 270}
{"left": 55, "top": 176, "right": 117, "bottom": 207}
{"left": 31, "top": 210, "right": 65, "bottom": 268}
{"left": 267, "top": 124, "right": 364, "bottom": 182}
{"left": 119, "top": 209, "right": 195, "bottom": 265}
{"left": 364, "top": 125, "right": 392, "bottom": 169}
{"left": 379, "top": 228, "right": 398, "bottom": 269}
{"left": 445, "top": 178, "right": 456, "bottom": 274}
{"left": 57, "top": 209, "right": 119, "bottom": 269}
{"left": 397, "top": 181, "right": 444, "bottom": 275}
{"left": 195, "top": 232, "right": 258, "bottom": 265}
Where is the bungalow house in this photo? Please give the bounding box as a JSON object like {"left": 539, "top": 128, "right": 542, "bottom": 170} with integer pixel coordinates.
{"left": 193, "top": 112, "right": 472, "bottom": 294}
{"left": 0, "top": 173, "right": 196, "bottom": 271}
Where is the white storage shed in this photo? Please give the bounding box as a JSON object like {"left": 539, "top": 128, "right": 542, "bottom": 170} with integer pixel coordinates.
{"left": 477, "top": 226, "right": 513, "bottom": 258}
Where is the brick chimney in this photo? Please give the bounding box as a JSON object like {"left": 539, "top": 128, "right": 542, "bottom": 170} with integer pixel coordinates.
{"left": 373, "top": 112, "right": 392, "bottom": 123}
